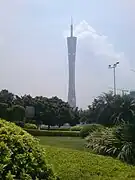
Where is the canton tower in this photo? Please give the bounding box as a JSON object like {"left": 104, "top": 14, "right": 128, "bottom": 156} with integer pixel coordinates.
{"left": 67, "top": 19, "right": 77, "bottom": 107}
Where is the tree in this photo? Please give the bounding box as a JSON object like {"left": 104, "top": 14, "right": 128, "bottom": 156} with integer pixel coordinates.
{"left": 0, "top": 102, "right": 8, "bottom": 119}
{"left": 84, "top": 92, "right": 135, "bottom": 126}
{"left": 0, "top": 89, "right": 14, "bottom": 105}
{"left": 0, "top": 89, "right": 81, "bottom": 127}
{"left": 13, "top": 95, "right": 23, "bottom": 106}
{"left": 111, "top": 95, "right": 135, "bottom": 124}
{"left": 41, "top": 104, "right": 57, "bottom": 129}
{"left": 11, "top": 105, "right": 25, "bottom": 122}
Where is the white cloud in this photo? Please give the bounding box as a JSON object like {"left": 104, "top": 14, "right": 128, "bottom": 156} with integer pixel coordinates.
{"left": 65, "top": 20, "right": 134, "bottom": 108}
{"left": 74, "top": 21, "right": 124, "bottom": 60}
{"left": 65, "top": 20, "right": 127, "bottom": 62}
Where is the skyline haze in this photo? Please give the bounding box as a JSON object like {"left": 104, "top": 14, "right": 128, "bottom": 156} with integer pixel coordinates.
{"left": 0, "top": 0, "right": 135, "bottom": 109}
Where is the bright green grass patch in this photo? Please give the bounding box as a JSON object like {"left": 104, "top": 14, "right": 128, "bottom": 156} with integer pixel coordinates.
{"left": 37, "top": 136, "right": 86, "bottom": 151}
{"left": 45, "top": 146, "right": 135, "bottom": 180}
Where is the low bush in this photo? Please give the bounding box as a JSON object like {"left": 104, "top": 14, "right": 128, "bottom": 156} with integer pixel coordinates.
{"left": 86, "top": 124, "right": 135, "bottom": 165}
{"left": 70, "top": 125, "right": 82, "bottom": 131}
{"left": 86, "top": 127, "right": 120, "bottom": 156}
{"left": 40, "top": 126, "right": 70, "bottom": 131}
{"left": 0, "top": 119, "right": 57, "bottom": 179}
{"left": 115, "top": 123, "right": 135, "bottom": 164}
{"left": 24, "top": 122, "right": 37, "bottom": 129}
{"left": 26, "top": 129, "right": 80, "bottom": 137}
{"left": 80, "top": 124, "right": 103, "bottom": 138}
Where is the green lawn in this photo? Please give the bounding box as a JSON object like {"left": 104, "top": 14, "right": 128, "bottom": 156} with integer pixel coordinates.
{"left": 37, "top": 136, "right": 86, "bottom": 151}
{"left": 37, "top": 136, "right": 135, "bottom": 180}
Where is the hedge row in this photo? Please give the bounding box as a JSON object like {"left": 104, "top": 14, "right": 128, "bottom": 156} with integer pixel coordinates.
{"left": 24, "top": 123, "right": 37, "bottom": 129}
{"left": 40, "top": 127, "right": 70, "bottom": 131}
{"left": 26, "top": 129, "right": 80, "bottom": 137}
{"left": 70, "top": 125, "right": 82, "bottom": 131}
{"left": 80, "top": 124, "right": 104, "bottom": 138}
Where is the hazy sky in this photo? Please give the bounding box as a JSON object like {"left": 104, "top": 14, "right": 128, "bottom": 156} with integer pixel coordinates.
{"left": 0, "top": 0, "right": 135, "bottom": 108}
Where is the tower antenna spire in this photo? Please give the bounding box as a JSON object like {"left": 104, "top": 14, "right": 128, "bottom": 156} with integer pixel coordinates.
{"left": 71, "top": 16, "right": 73, "bottom": 37}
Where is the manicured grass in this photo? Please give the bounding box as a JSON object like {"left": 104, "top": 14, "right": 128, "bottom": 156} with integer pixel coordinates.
{"left": 38, "top": 136, "right": 135, "bottom": 180}
{"left": 37, "top": 136, "right": 86, "bottom": 151}
{"left": 45, "top": 146, "right": 135, "bottom": 180}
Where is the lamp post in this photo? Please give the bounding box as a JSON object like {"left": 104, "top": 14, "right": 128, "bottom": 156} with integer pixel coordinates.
{"left": 108, "top": 62, "right": 119, "bottom": 95}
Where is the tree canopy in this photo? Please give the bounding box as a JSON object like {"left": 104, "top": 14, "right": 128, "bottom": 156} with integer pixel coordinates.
{"left": 79, "top": 91, "right": 135, "bottom": 126}
{"left": 0, "top": 89, "right": 79, "bottom": 128}
{"left": 0, "top": 89, "right": 134, "bottom": 128}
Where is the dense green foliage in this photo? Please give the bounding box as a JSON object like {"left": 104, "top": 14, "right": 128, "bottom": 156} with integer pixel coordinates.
{"left": 0, "top": 102, "right": 8, "bottom": 119}
{"left": 1, "top": 89, "right": 135, "bottom": 128}
{"left": 26, "top": 129, "right": 80, "bottom": 137}
{"left": 44, "top": 145, "right": 135, "bottom": 180}
{"left": 80, "top": 124, "right": 103, "bottom": 138}
{"left": 80, "top": 92, "right": 135, "bottom": 125}
{"left": 0, "top": 119, "right": 56, "bottom": 179}
{"left": 86, "top": 124, "right": 135, "bottom": 165}
{"left": 24, "top": 123, "right": 37, "bottom": 129}
{"left": 0, "top": 89, "right": 80, "bottom": 128}
{"left": 86, "top": 127, "right": 118, "bottom": 155}
{"left": 70, "top": 125, "right": 82, "bottom": 131}
{"left": 10, "top": 105, "right": 25, "bottom": 122}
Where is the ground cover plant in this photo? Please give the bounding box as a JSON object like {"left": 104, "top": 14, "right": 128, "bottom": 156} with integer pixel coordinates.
{"left": 37, "top": 136, "right": 135, "bottom": 180}
{"left": 45, "top": 145, "right": 135, "bottom": 180}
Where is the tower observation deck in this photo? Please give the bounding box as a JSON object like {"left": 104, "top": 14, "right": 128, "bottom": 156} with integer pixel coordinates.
{"left": 67, "top": 19, "right": 77, "bottom": 108}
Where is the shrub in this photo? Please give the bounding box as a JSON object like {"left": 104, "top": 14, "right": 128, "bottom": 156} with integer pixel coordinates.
{"left": 40, "top": 126, "right": 70, "bottom": 131}
{"left": 86, "top": 124, "right": 135, "bottom": 165}
{"left": 26, "top": 129, "right": 80, "bottom": 137}
{"left": 24, "top": 123, "right": 37, "bottom": 129}
{"left": 115, "top": 123, "right": 135, "bottom": 164}
{"left": 70, "top": 125, "right": 82, "bottom": 131}
{"left": 80, "top": 124, "right": 103, "bottom": 138}
{"left": 51, "top": 128, "right": 70, "bottom": 131}
{"left": 0, "top": 119, "right": 57, "bottom": 179}
{"left": 86, "top": 127, "right": 120, "bottom": 157}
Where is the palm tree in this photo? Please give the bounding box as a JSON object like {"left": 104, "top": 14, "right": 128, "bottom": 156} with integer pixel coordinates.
{"left": 112, "top": 95, "right": 135, "bottom": 124}
{"left": 90, "top": 92, "right": 135, "bottom": 126}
